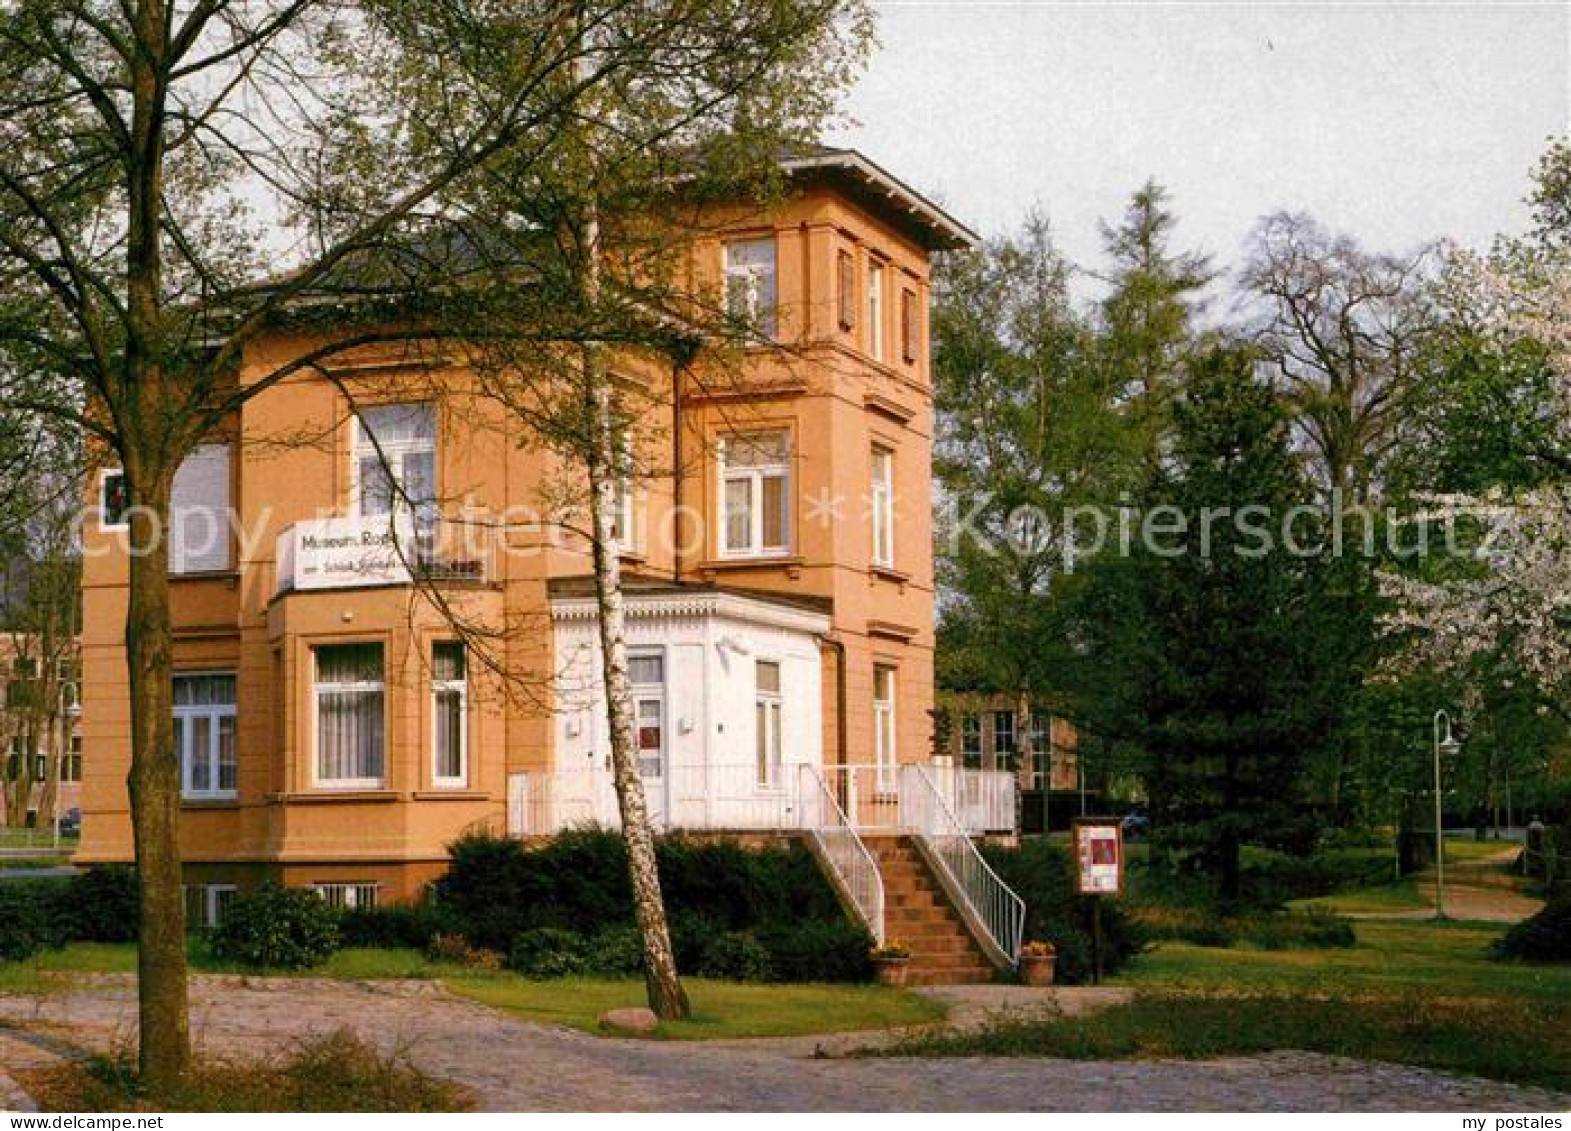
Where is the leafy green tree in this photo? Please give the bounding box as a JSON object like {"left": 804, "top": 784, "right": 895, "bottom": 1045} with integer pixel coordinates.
{"left": 1098, "top": 179, "right": 1213, "bottom": 457}
{"left": 933, "top": 215, "right": 1137, "bottom": 808}
{"left": 1070, "top": 345, "right": 1344, "bottom": 901}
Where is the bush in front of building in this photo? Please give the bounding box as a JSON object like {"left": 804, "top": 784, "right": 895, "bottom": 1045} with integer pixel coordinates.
{"left": 980, "top": 838, "right": 1144, "bottom": 984}
{"left": 211, "top": 883, "right": 341, "bottom": 970}
{"left": 1493, "top": 898, "right": 1571, "bottom": 963}
{"left": 64, "top": 866, "right": 140, "bottom": 943}
{"left": 438, "top": 829, "right": 875, "bottom": 982}
{"left": 0, "top": 882, "right": 69, "bottom": 961}
{"left": 336, "top": 900, "right": 456, "bottom": 950}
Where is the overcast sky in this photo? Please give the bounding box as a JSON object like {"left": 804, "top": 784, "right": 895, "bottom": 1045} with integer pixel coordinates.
{"left": 827, "top": 1, "right": 1570, "bottom": 286}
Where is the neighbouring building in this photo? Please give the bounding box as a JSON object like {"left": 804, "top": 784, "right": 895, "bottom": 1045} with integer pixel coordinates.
{"left": 76, "top": 150, "right": 1024, "bottom": 982}
{"left": 1, "top": 636, "right": 83, "bottom": 828}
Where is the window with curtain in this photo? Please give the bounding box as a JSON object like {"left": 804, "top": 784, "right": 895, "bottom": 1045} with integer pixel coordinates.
{"left": 315, "top": 644, "right": 384, "bottom": 787}
{"left": 723, "top": 237, "right": 777, "bottom": 337}
{"left": 629, "top": 652, "right": 665, "bottom": 779}
{"left": 867, "top": 260, "right": 885, "bottom": 361}
{"left": 432, "top": 641, "right": 467, "bottom": 787}
{"left": 870, "top": 446, "right": 895, "bottom": 568}
{"left": 175, "top": 673, "right": 237, "bottom": 799}
{"left": 169, "top": 443, "right": 232, "bottom": 574}
{"left": 874, "top": 665, "right": 897, "bottom": 787}
{"left": 354, "top": 403, "right": 436, "bottom": 546}
{"left": 755, "top": 660, "right": 782, "bottom": 787}
{"left": 719, "top": 432, "right": 789, "bottom": 557}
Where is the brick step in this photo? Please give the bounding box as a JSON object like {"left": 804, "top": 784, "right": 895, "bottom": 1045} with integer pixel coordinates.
{"left": 903, "top": 938, "right": 983, "bottom": 957}
{"left": 907, "top": 968, "right": 994, "bottom": 986}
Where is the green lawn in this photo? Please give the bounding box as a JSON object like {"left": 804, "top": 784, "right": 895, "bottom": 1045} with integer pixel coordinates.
{"left": 1291, "top": 879, "right": 1430, "bottom": 916}
{"left": 1113, "top": 919, "right": 1571, "bottom": 1003}
{"left": 888, "top": 919, "right": 1571, "bottom": 1089}
{"left": 447, "top": 974, "right": 941, "bottom": 1039}
{"left": 1, "top": 943, "right": 942, "bottom": 1041}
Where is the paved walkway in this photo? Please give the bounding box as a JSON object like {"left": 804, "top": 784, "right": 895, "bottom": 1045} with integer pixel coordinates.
{"left": 2, "top": 976, "right": 1567, "bottom": 1111}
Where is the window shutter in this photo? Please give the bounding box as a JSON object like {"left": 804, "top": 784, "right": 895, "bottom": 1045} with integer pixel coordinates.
{"left": 901, "top": 289, "right": 917, "bottom": 363}
{"left": 837, "top": 250, "right": 855, "bottom": 331}
{"left": 170, "top": 443, "right": 232, "bottom": 574}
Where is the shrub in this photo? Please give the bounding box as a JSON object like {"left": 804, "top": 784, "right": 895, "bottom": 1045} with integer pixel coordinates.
{"left": 1233, "top": 907, "right": 1355, "bottom": 950}
{"left": 435, "top": 829, "right": 872, "bottom": 982}
{"left": 0, "top": 882, "right": 68, "bottom": 961}
{"left": 210, "top": 884, "right": 340, "bottom": 970}
{"left": 337, "top": 902, "right": 453, "bottom": 950}
{"left": 64, "top": 866, "right": 140, "bottom": 943}
{"left": 980, "top": 839, "right": 1143, "bottom": 983}
{"left": 508, "top": 928, "right": 592, "bottom": 979}
{"left": 756, "top": 919, "right": 875, "bottom": 983}
{"left": 1129, "top": 904, "right": 1235, "bottom": 947}
{"left": 425, "top": 933, "right": 503, "bottom": 970}
{"left": 1494, "top": 898, "right": 1571, "bottom": 963}
{"left": 696, "top": 931, "right": 774, "bottom": 982}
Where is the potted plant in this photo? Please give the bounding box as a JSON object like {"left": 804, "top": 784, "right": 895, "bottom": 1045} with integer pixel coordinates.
{"left": 870, "top": 940, "right": 912, "bottom": 986}
{"left": 1019, "top": 940, "right": 1056, "bottom": 986}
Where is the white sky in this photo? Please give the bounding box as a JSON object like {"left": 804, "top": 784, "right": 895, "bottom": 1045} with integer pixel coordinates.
{"left": 827, "top": 1, "right": 1571, "bottom": 284}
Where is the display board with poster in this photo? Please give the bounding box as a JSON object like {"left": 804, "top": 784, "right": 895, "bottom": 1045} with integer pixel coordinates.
{"left": 1072, "top": 819, "right": 1124, "bottom": 896}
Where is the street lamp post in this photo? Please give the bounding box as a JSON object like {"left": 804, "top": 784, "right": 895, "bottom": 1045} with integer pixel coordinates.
{"left": 1432, "top": 710, "right": 1462, "bottom": 921}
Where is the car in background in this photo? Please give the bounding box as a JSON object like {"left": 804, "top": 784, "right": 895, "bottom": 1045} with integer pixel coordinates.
{"left": 57, "top": 808, "right": 82, "bottom": 838}
{"left": 1120, "top": 809, "right": 1149, "bottom": 840}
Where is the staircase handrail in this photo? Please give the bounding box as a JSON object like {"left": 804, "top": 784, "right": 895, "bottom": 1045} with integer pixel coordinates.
{"left": 800, "top": 764, "right": 885, "bottom": 945}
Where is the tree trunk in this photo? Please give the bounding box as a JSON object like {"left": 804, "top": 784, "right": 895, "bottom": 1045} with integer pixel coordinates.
{"left": 587, "top": 389, "right": 690, "bottom": 1020}
{"left": 124, "top": 464, "right": 190, "bottom": 1089}
{"left": 576, "top": 141, "right": 688, "bottom": 1019}
{"left": 1014, "top": 689, "right": 1034, "bottom": 837}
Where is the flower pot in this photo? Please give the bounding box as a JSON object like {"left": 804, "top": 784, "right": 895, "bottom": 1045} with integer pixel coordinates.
{"left": 1020, "top": 954, "right": 1056, "bottom": 987}
{"left": 874, "top": 957, "right": 911, "bottom": 987}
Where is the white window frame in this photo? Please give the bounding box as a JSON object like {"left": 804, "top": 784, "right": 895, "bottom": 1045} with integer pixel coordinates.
{"left": 718, "top": 433, "right": 791, "bottom": 558}
{"left": 312, "top": 645, "right": 386, "bottom": 790}
{"left": 628, "top": 649, "right": 667, "bottom": 783}
{"left": 311, "top": 882, "right": 379, "bottom": 911}
{"left": 189, "top": 883, "right": 237, "bottom": 930}
{"left": 754, "top": 659, "right": 783, "bottom": 789}
{"left": 874, "top": 665, "right": 897, "bottom": 789}
{"left": 175, "top": 672, "right": 238, "bottom": 800}
{"left": 991, "top": 709, "right": 1015, "bottom": 773}
{"left": 723, "top": 237, "right": 778, "bottom": 338}
{"left": 431, "top": 641, "right": 468, "bottom": 789}
{"left": 63, "top": 734, "right": 82, "bottom": 783}
{"left": 867, "top": 260, "right": 886, "bottom": 362}
{"left": 349, "top": 402, "right": 437, "bottom": 529}
{"left": 871, "top": 446, "right": 895, "bottom": 568}
{"left": 98, "top": 469, "right": 129, "bottom": 531}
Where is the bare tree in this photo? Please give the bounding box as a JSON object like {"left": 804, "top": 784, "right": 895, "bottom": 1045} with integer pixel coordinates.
{"left": 1244, "top": 212, "right": 1438, "bottom": 502}
{"left": 0, "top": 0, "right": 865, "bottom": 1087}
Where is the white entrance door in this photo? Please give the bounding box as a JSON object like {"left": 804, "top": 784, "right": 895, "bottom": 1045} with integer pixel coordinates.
{"left": 629, "top": 652, "right": 667, "bottom": 827}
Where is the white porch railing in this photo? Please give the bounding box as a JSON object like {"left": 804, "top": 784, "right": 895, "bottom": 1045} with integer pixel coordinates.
{"left": 800, "top": 764, "right": 885, "bottom": 944}
{"left": 505, "top": 762, "right": 1015, "bottom": 838}
{"left": 898, "top": 763, "right": 1025, "bottom": 967}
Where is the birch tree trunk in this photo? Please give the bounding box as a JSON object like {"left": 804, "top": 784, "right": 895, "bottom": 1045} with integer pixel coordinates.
{"left": 576, "top": 120, "right": 689, "bottom": 1019}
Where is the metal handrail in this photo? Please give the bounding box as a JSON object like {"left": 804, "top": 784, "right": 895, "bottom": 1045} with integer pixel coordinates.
{"left": 900, "top": 764, "right": 1024, "bottom": 966}
{"left": 800, "top": 764, "right": 885, "bottom": 944}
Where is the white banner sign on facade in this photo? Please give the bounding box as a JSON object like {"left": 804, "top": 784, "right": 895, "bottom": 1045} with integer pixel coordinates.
{"left": 284, "top": 515, "right": 415, "bottom": 591}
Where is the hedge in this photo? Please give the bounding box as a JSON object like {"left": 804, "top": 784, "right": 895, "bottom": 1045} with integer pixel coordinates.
{"left": 433, "top": 829, "right": 874, "bottom": 982}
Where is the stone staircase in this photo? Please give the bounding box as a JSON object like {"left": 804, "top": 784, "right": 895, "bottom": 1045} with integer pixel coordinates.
{"left": 867, "top": 835, "right": 997, "bottom": 985}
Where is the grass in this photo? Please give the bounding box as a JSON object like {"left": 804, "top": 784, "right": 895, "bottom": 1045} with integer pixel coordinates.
{"left": 23, "top": 1029, "right": 470, "bottom": 1112}
{"left": 884, "top": 991, "right": 1571, "bottom": 1091}
{"left": 2, "top": 942, "right": 941, "bottom": 1041}
{"left": 447, "top": 974, "right": 944, "bottom": 1039}
{"left": 1293, "top": 878, "right": 1431, "bottom": 916}
{"left": 0, "top": 855, "right": 71, "bottom": 870}
{"left": 877, "top": 916, "right": 1571, "bottom": 1089}
{"left": 1114, "top": 919, "right": 1571, "bottom": 1003}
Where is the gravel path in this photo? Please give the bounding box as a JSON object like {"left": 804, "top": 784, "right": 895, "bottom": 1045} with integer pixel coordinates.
{"left": 2, "top": 976, "right": 1567, "bottom": 1112}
